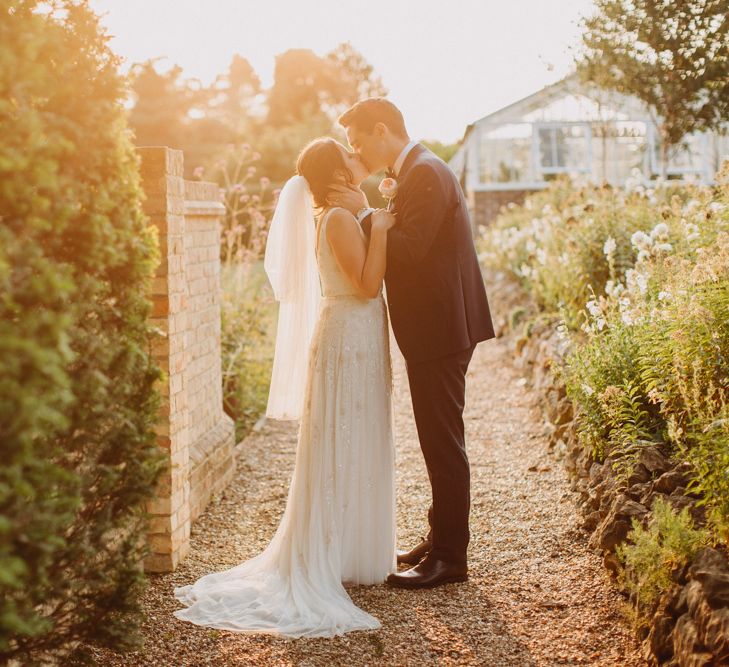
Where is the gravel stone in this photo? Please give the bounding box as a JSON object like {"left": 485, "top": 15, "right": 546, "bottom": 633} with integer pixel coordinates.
{"left": 90, "top": 331, "right": 646, "bottom": 666}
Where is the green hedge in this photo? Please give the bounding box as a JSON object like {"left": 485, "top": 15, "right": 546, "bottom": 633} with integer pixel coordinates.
{"left": 0, "top": 1, "right": 164, "bottom": 663}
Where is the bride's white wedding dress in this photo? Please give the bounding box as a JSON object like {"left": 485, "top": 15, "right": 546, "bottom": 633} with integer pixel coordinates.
{"left": 173, "top": 207, "right": 397, "bottom": 638}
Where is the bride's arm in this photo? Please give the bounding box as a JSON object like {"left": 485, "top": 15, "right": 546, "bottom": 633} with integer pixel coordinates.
{"left": 326, "top": 208, "right": 394, "bottom": 299}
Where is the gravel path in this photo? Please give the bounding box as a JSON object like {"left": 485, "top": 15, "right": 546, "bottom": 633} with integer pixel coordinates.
{"left": 93, "top": 330, "right": 646, "bottom": 666}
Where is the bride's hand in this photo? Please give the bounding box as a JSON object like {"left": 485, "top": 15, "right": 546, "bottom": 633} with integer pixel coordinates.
{"left": 327, "top": 184, "right": 367, "bottom": 214}
{"left": 371, "top": 208, "right": 396, "bottom": 232}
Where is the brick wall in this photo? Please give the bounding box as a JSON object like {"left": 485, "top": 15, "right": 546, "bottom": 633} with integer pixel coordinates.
{"left": 469, "top": 189, "right": 539, "bottom": 229}
{"left": 138, "top": 147, "right": 235, "bottom": 572}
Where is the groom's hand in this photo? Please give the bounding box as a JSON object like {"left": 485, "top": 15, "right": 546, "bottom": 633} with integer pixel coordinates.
{"left": 326, "top": 184, "right": 367, "bottom": 215}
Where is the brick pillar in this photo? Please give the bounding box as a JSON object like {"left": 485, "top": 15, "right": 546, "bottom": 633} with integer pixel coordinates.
{"left": 182, "top": 181, "right": 235, "bottom": 524}
{"left": 138, "top": 147, "right": 191, "bottom": 572}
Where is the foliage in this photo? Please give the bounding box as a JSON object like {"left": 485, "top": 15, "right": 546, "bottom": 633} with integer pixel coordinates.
{"left": 129, "top": 59, "right": 236, "bottom": 177}
{"left": 0, "top": 0, "right": 164, "bottom": 663}
{"left": 221, "top": 262, "right": 275, "bottom": 442}
{"left": 422, "top": 139, "right": 460, "bottom": 164}
{"left": 212, "top": 151, "right": 277, "bottom": 440}
{"left": 192, "top": 143, "right": 277, "bottom": 264}
{"left": 127, "top": 42, "right": 388, "bottom": 183}
{"left": 576, "top": 0, "right": 729, "bottom": 176}
{"left": 634, "top": 220, "right": 729, "bottom": 537}
{"left": 617, "top": 498, "right": 709, "bottom": 625}
{"left": 480, "top": 165, "right": 729, "bottom": 509}
{"left": 480, "top": 173, "right": 682, "bottom": 329}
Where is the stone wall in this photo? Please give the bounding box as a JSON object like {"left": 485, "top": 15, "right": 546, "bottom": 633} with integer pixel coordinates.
{"left": 139, "top": 147, "right": 236, "bottom": 572}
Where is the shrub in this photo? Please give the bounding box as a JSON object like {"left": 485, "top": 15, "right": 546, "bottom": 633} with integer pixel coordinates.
{"left": 0, "top": 1, "right": 163, "bottom": 663}
{"left": 481, "top": 166, "right": 729, "bottom": 629}
{"left": 617, "top": 498, "right": 710, "bottom": 626}
{"left": 221, "top": 262, "right": 276, "bottom": 441}
{"left": 212, "top": 145, "right": 277, "bottom": 440}
{"left": 480, "top": 173, "right": 699, "bottom": 329}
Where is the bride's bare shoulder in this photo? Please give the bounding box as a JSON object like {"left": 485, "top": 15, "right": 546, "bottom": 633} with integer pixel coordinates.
{"left": 325, "top": 207, "right": 358, "bottom": 237}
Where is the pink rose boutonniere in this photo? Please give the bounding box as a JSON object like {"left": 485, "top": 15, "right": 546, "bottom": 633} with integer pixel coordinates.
{"left": 378, "top": 177, "right": 398, "bottom": 211}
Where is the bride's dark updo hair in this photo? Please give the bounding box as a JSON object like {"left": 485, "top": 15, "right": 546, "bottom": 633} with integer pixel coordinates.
{"left": 296, "top": 138, "right": 353, "bottom": 209}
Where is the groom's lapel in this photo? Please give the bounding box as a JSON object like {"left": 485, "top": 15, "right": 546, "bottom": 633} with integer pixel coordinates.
{"left": 397, "top": 143, "right": 426, "bottom": 182}
{"left": 392, "top": 144, "right": 427, "bottom": 214}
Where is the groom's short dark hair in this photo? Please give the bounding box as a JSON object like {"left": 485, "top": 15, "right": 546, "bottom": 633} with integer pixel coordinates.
{"left": 338, "top": 98, "right": 408, "bottom": 138}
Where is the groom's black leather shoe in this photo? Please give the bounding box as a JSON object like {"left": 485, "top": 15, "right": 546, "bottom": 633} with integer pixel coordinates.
{"left": 387, "top": 556, "right": 468, "bottom": 589}
{"left": 396, "top": 538, "right": 431, "bottom": 566}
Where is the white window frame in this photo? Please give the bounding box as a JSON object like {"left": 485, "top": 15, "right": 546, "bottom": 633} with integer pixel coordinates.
{"left": 533, "top": 121, "right": 593, "bottom": 176}
{"left": 647, "top": 123, "right": 708, "bottom": 178}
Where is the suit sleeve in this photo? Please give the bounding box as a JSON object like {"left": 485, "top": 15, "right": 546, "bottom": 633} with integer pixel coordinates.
{"left": 386, "top": 164, "right": 449, "bottom": 267}
{"left": 361, "top": 210, "right": 372, "bottom": 238}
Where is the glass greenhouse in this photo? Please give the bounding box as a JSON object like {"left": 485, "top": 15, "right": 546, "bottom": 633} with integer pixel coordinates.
{"left": 449, "top": 75, "right": 729, "bottom": 228}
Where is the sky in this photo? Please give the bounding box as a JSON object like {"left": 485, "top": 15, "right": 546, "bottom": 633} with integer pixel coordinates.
{"left": 90, "top": 0, "right": 596, "bottom": 144}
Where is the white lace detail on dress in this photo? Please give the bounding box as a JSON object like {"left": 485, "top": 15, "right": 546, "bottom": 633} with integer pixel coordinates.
{"left": 173, "top": 208, "right": 396, "bottom": 638}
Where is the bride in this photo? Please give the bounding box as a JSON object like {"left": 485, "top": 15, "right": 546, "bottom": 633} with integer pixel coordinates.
{"left": 173, "top": 138, "right": 398, "bottom": 638}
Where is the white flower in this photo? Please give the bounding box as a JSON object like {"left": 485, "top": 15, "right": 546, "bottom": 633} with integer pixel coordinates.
{"left": 651, "top": 222, "right": 669, "bottom": 240}
{"left": 658, "top": 290, "right": 672, "bottom": 301}
{"left": 684, "top": 222, "right": 700, "bottom": 241}
{"left": 655, "top": 242, "right": 673, "bottom": 253}
{"left": 519, "top": 263, "right": 533, "bottom": 279}
{"left": 596, "top": 317, "right": 606, "bottom": 331}
{"left": 586, "top": 299, "right": 601, "bottom": 317}
{"left": 603, "top": 236, "right": 617, "bottom": 258}
{"left": 621, "top": 311, "right": 635, "bottom": 326}
{"left": 606, "top": 280, "right": 626, "bottom": 298}
{"left": 536, "top": 248, "right": 547, "bottom": 265}
{"left": 582, "top": 382, "right": 595, "bottom": 396}
{"left": 631, "top": 231, "right": 652, "bottom": 250}
{"left": 626, "top": 269, "right": 648, "bottom": 294}
{"left": 684, "top": 199, "right": 700, "bottom": 214}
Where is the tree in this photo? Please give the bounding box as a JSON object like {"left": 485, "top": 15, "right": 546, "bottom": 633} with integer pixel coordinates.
{"left": 207, "top": 54, "right": 262, "bottom": 131}
{"left": 267, "top": 49, "right": 341, "bottom": 126}
{"left": 267, "top": 44, "right": 387, "bottom": 126}
{"left": 325, "top": 42, "right": 388, "bottom": 115}
{"left": 577, "top": 0, "right": 729, "bottom": 178}
{"left": 423, "top": 139, "right": 459, "bottom": 164}
{"left": 0, "top": 0, "right": 164, "bottom": 662}
{"left": 129, "top": 59, "right": 236, "bottom": 175}
{"left": 128, "top": 59, "right": 197, "bottom": 148}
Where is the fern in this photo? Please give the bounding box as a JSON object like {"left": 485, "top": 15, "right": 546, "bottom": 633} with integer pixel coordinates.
{"left": 617, "top": 498, "right": 710, "bottom": 626}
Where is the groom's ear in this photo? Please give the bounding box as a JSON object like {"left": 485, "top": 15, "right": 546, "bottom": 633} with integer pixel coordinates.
{"left": 373, "top": 122, "right": 388, "bottom": 139}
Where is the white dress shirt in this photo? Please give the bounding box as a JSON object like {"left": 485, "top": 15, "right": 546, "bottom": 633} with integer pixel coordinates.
{"left": 357, "top": 140, "right": 418, "bottom": 223}
{"left": 392, "top": 140, "right": 418, "bottom": 177}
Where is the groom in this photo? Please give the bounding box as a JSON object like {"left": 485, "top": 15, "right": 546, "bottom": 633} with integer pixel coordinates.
{"left": 330, "top": 98, "right": 495, "bottom": 589}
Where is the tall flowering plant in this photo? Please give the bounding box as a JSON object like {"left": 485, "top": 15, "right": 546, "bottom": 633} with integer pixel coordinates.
{"left": 194, "top": 144, "right": 279, "bottom": 439}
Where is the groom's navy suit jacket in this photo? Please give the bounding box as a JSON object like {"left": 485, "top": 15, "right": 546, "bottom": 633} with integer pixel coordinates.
{"left": 363, "top": 143, "right": 495, "bottom": 364}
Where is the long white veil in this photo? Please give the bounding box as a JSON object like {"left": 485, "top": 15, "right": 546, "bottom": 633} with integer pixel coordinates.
{"left": 263, "top": 175, "right": 321, "bottom": 420}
